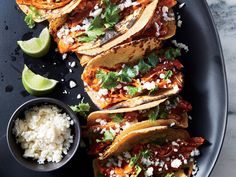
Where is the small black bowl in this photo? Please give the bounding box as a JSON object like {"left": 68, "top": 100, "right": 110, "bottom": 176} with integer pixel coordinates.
{"left": 6, "top": 98, "right": 81, "bottom": 172}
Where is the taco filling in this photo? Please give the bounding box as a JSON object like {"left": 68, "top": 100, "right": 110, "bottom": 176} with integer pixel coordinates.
{"left": 95, "top": 137, "right": 204, "bottom": 177}
{"left": 82, "top": 47, "right": 183, "bottom": 109}
{"left": 53, "top": 0, "right": 177, "bottom": 54}
{"left": 88, "top": 96, "right": 192, "bottom": 155}
{"left": 16, "top": 0, "right": 73, "bottom": 10}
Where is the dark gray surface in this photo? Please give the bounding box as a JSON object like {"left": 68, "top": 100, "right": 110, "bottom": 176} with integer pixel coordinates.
{"left": 0, "top": 0, "right": 227, "bottom": 177}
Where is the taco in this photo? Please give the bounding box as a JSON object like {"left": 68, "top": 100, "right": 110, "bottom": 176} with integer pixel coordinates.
{"left": 87, "top": 96, "right": 192, "bottom": 157}
{"left": 16, "top": 0, "right": 82, "bottom": 22}
{"left": 81, "top": 38, "right": 183, "bottom": 109}
{"left": 49, "top": 0, "right": 177, "bottom": 63}
{"left": 93, "top": 128, "right": 204, "bottom": 177}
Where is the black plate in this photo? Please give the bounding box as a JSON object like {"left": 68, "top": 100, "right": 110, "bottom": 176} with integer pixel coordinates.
{"left": 0, "top": 0, "right": 228, "bottom": 177}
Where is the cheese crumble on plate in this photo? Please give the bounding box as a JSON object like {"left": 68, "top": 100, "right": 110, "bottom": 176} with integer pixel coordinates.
{"left": 13, "top": 105, "right": 74, "bottom": 164}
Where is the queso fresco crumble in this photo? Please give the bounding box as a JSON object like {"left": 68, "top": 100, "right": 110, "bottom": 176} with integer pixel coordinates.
{"left": 13, "top": 105, "right": 74, "bottom": 164}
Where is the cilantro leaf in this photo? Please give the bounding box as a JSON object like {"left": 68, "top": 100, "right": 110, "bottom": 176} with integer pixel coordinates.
{"left": 70, "top": 102, "right": 91, "bottom": 118}
{"left": 78, "top": 35, "right": 97, "bottom": 43}
{"left": 96, "top": 70, "right": 119, "bottom": 90}
{"left": 97, "top": 173, "right": 105, "bottom": 177}
{"left": 104, "top": 3, "right": 120, "bottom": 28}
{"left": 148, "top": 86, "right": 158, "bottom": 95}
{"left": 24, "top": 6, "right": 40, "bottom": 29}
{"left": 102, "top": 72, "right": 119, "bottom": 89}
{"left": 96, "top": 130, "right": 115, "bottom": 143}
{"left": 159, "top": 112, "right": 168, "bottom": 119}
{"left": 165, "top": 173, "right": 174, "bottom": 177}
{"left": 118, "top": 66, "right": 137, "bottom": 83}
{"left": 137, "top": 60, "right": 152, "bottom": 75}
{"left": 164, "top": 70, "right": 173, "bottom": 80}
{"left": 126, "top": 86, "right": 140, "bottom": 96}
{"left": 148, "top": 111, "right": 158, "bottom": 121}
{"left": 88, "top": 16, "right": 104, "bottom": 30}
{"left": 111, "top": 114, "right": 123, "bottom": 123}
{"left": 135, "top": 165, "right": 142, "bottom": 176}
{"left": 165, "top": 48, "right": 181, "bottom": 60}
{"left": 147, "top": 52, "right": 159, "bottom": 67}
{"left": 129, "top": 154, "right": 139, "bottom": 167}
{"left": 141, "top": 150, "right": 150, "bottom": 158}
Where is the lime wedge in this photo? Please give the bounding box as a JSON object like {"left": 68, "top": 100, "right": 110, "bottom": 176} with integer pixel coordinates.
{"left": 17, "top": 27, "right": 51, "bottom": 58}
{"left": 22, "top": 65, "right": 58, "bottom": 96}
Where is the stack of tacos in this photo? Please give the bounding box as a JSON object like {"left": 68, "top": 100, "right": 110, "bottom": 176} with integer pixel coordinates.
{"left": 16, "top": 0, "right": 205, "bottom": 176}
{"left": 49, "top": 0, "right": 177, "bottom": 65}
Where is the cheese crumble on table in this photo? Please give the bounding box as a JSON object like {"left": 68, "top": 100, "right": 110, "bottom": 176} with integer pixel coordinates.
{"left": 13, "top": 105, "right": 74, "bottom": 164}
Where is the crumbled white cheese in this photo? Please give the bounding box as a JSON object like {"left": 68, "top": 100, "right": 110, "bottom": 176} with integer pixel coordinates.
{"left": 76, "top": 94, "right": 81, "bottom": 99}
{"left": 98, "top": 88, "right": 109, "bottom": 96}
{"left": 70, "top": 61, "right": 76, "bottom": 68}
{"left": 144, "top": 167, "right": 154, "bottom": 177}
{"left": 190, "top": 149, "right": 200, "bottom": 157}
{"left": 154, "top": 22, "right": 160, "bottom": 37}
{"left": 89, "top": 8, "right": 103, "bottom": 18}
{"left": 142, "top": 81, "right": 156, "bottom": 90}
{"left": 177, "top": 19, "right": 183, "bottom": 27}
{"left": 13, "top": 105, "right": 73, "bottom": 164}
{"left": 162, "top": 6, "right": 175, "bottom": 21}
{"left": 159, "top": 73, "right": 165, "bottom": 79}
{"left": 62, "top": 53, "right": 67, "bottom": 60}
{"left": 179, "top": 2, "right": 186, "bottom": 9}
{"left": 172, "top": 40, "right": 189, "bottom": 52}
{"left": 69, "top": 80, "right": 77, "bottom": 88}
{"left": 171, "top": 159, "right": 182, "bottom": 168}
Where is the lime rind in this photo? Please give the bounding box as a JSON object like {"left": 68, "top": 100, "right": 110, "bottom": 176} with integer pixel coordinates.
{"left": 17, "top": 27, "right": 51, "bottom": 58}
{"left": 22, "top": 65, "right": 58, "bottom": 96}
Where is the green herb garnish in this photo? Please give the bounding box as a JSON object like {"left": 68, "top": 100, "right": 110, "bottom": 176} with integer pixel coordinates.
{"left": 126, "top": 86, "right": 140, "bottom": 96}
{"left": 111, "top": 114, "right": 123, "bottom": 123}
{"left": 165, "top": 173, "right": 175, "bottom": 177}
{"left": 70, "top": 102, "right": 91, "bottom": 118}
{"left": 129, "top": 154, "right": 140, "bottom": 167}
{"left": 135, "top": 165, "right": 142, "bottom": 175}
{"left": 24, "top": 6, "right": 40, "bottom": 29}
{"left": 147, "top": 52, "right": 159, "bottom": 67}
{"left": 96, "top": 70, "right": 119, "bottom": 89}
{"left": 165, "top": 47, "right": 181, "bottom": 60}
{"left": 78, "top": 0, "right": 120, "bottom": 42}
{"left": 164, "top": 70, "right": 173, "bottom": 80}
{"left": 96, "top": 130, "right": 115, "bottom": 143}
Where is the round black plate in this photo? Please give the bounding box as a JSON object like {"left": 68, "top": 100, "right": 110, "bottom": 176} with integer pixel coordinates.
{"left": 0, "top": 0, "right": 228, "bottom": 177}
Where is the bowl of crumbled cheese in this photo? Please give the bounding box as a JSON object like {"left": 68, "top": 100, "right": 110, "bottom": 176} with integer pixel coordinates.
{"left": 6, "top": 98, "right": 80, "bottom": 171}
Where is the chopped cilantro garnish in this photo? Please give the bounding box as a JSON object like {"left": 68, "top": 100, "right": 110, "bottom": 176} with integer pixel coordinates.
{"left": 97, "top": 172, "right": 105, "bottom": 177}
{"left": 79, "top": 0, "right": 120, "bottom": 42}
{"left": 129, "top": 150, "right": 150, "bottom": 167}
{"left": 24, "top": 6, "right": 40, "bottom": 29}
{"left": 104, "top": 1, "right": 121, "bottom": 28}
{"left": 148, "top": 86, "right": 158, "bottom": 95}
{"left": 165, "top": 173, "right": 174, "bottom": 177}
{"left": 148, "top": 111, "right": 157, "bottom": 121}
{"left": 118, "top": 66, "right": 137, "bottom": 82}
{"left": 96, "top": 70, "right": 118, "bottom": 90}
{"left": 126, "top": 86, "right": 140, "bottom": 96}
{"left": 164, "top": 70, "right": 173, "bottom": 80}
{"left": 159, "top": 112, "right": 168, "bottom": 119}
{"left": 129, "top": 154, "right": 139, "bottom": 167}
{"left": 96, "top": 130, "right": 115, "bottom": 143}
{"left": 137, "top": 60, "right": 152, "bottom": 75}
{"left": 141, "top": 150, "right": 150, "bottom": 158}
{"left": 70, "top": 102, "right": 90, "bottom": 118}
{"left": 165, "top": 47, "right": 181, "bottom": 60}
{"left": 111, "top": 114, "right": 123, "bottom": 123}
{"left": 135, "top": 165, "right": 142, "bottom": 175}
{"left": 147, "top": 52, "right": 159, "bottom": 67}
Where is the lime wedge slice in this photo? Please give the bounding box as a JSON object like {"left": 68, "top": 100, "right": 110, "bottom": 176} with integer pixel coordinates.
{"left": 22, "top": 65, "right": 58, "bottom": 96}
{"left": 17, "top": 27, "right": 51, "bottom": 58}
